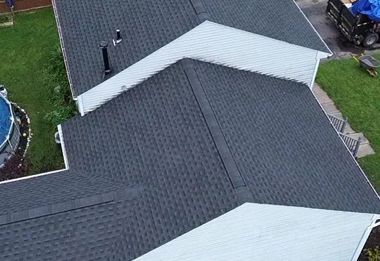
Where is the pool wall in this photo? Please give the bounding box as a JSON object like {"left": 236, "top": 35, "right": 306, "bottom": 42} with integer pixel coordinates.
{"left": 0, "top": 94, "right": 15, "bottom": 152}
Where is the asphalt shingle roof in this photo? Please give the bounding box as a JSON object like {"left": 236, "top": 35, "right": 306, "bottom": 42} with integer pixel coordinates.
{"left": 193, "top": 60, "right": 378, "bottom": 211}
{"left": 201, "top": 0, "right": 329, "bottom": 53}
{"left": 54, "top": 0, "right": 330, "bottom": 96}
{"left": 0, "top": 60, "right": 378, "bottom": 260}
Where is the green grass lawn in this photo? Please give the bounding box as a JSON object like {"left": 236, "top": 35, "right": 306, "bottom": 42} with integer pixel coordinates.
{"left": 317, "top": 53, "right": 380, "bottom": 191}
{"left": 0, "top": 8, "right": 74, "bottom": 174}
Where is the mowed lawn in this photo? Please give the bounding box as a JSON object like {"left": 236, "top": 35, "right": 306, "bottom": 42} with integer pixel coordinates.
{"left": 317, "top": 53, "right": 380, "bottom": 191}
{"left": 0, "top": 9, "right": 69, "bottom": 174}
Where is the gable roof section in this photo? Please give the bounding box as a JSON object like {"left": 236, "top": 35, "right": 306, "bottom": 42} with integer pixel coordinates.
{"left": 0, "top": 60, "right": 378, "bottom": 260}
{"left": 137, "top": 203, "right": 380, "bottom": 261}
{"left": 77, "top": 21, "right": 326, "bottom": 115}
{"left": 53, "top": 0, "right": 330, "bottom": 96}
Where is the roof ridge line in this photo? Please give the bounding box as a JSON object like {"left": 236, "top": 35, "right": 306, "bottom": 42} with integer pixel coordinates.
{"left": 189, "top": 0, "right": 209, "bottom": 21}
{"left": 181, "top": 59, "right": 253, "bottom": 202}
{"left": 0, "top": 187, "right": 141, "bottom": 226}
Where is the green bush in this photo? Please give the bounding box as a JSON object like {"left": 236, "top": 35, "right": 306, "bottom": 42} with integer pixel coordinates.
{"left": 366, "top": 247, "right": 380, "bottom": 261}
{"left": 44, "top": 98, "right": 76, "bottom": 126}
{"left": 44, "top": 45, "right": 76, "bottom": 126}
{"left": 0, "top": 15, "right": 10, "bottom": 24}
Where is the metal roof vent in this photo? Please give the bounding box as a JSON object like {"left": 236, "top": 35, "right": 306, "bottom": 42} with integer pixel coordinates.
{"left": 113, "top": 29, "right": 122, "bottom": 46}
{"left": 99, "top": 41, "right": 111, "bottom": 75}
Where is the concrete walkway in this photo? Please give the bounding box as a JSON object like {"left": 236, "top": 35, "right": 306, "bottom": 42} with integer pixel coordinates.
{"left": 313, "top": 84, "right": 375, "bottom": 158}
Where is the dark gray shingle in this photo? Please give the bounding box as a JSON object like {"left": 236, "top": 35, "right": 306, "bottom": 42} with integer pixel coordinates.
{"left": 54, "top": 0, "right": 329, "bottom": 96}
{"left": 193, "top": 60, "right": 378, "bottom": 213}
{"left": 202, "top": 0, "right": 330, "bottom": 53}
{"left": 54, "top": 0, "right": 199, "bottom": 96}
{"left": 0, "top": 60, "right": 377, "bottom": 260}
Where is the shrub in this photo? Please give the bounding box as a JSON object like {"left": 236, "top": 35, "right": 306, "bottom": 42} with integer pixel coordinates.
{"left": 44, "top": 102, "right": 75, "bottom": 126}
{"left": 366, "top": 247, "right": 380, "bottom": 261}
{"left": 0, "top": 15, "right": 9, "bottom": 24}
{"left": 44, "top": 44, "right": 76, "bottom": 126}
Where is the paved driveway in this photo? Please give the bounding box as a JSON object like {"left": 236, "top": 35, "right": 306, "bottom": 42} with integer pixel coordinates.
{"left": 295, "top": 0, "right": 364, "bottom": 55}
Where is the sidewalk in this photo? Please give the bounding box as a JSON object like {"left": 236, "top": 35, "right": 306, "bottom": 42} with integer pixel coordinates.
{"left": 313, "top": 84, "right": 375, "bottom": 158}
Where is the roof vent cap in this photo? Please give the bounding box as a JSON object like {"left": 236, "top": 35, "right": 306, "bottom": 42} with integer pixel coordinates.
{"left": 113, "top": 29, "right": 122, "bottom": 45}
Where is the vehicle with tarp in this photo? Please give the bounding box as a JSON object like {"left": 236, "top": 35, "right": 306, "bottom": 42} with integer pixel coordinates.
{"left": 327, "top": 0, "right": 380, "bottom": 48}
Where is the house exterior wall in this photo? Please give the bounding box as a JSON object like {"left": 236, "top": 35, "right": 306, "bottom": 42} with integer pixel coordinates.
{"left": 77, "top": 21, "right": 329, "bottom": 115}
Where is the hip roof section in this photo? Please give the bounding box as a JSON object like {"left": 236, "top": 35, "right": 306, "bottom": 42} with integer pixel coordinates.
{"left": 0, "top": 60, "right": 378, "bottom": 260}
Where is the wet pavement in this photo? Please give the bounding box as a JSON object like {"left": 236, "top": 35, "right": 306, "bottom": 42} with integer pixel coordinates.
{"left": 295, "top": 0, "right": 365, "bottom": 56}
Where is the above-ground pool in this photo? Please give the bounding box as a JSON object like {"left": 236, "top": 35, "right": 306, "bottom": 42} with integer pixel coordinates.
{"left": 0, "top": 94, "right": 13, "bottom": 152}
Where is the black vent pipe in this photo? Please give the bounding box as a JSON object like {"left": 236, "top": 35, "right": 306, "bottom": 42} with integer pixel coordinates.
{"left": 99, "top": 41, "right": 111, "bottom": 75}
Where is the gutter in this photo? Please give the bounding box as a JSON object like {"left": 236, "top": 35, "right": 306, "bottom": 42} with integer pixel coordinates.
{"left": 292, "top": 0, "right": 334, "bottom": 57}
{"left": 51, "top": 0, "right": 76, "bottom": 99}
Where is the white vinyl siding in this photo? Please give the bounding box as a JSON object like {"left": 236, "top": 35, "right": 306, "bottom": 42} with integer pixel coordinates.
{"left": 77, "top": 21, "right": 329, "bottom": 115}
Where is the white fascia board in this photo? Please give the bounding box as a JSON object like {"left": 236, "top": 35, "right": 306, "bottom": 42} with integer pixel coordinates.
{"left": 309, "top": 50, "right": 330, "bottom": 89}
{"left": 78, "top": 21, "right": 325, "bottom": 115}
{"left": 77, "top": 95, "right": 85, "bottom": 116}
{"left": 57, "top": 124, "right": 69, "bottom": 169}
{"left": 136, "top": 203, "right": 378, "bottom": 261}
{"left": 351, "top": 214, "right": 380, "bottom": 261}
{"left": 317, "top": 51, "right": 331, "bottom": 59}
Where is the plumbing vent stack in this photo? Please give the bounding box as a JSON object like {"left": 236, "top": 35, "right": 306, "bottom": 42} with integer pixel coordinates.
{"left": 99, "top": 41, "right": 111, "bottom": 75}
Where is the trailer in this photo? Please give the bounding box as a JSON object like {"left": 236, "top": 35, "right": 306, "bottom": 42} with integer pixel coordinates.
{"left": 326, "top": 0, "right": 380, "bottom": 48}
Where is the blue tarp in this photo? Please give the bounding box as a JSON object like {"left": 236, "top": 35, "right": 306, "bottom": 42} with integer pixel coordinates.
{"left": 0, "top": 97, "right": 12, "bottom": 147}
{"left": 351, "top": 0, "right": 380, "bottom": 22}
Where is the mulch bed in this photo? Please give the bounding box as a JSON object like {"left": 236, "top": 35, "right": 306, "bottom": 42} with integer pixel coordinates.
{"left": 358, "top": 222, "right": 380, "bottom": 260}
{"left": 13, "top": 104, "right": 29, "bottom": 156}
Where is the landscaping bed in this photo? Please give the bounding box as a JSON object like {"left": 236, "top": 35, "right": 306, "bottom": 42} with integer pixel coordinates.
{"left": 317, "top": 53, "right": 380, "bottom": 191}
{"left": 0, "top": 13, "right": 13, "bottom": 27}
{"left": 0, "top": 8, "right": 75, "bottom": 176}
{"left": 359, "top": 224, "right": 380, "bottom": 261}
